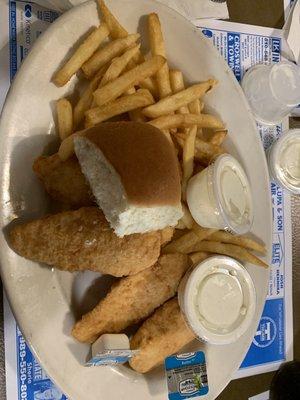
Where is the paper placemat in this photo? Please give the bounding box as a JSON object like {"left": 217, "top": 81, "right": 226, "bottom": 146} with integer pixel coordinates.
{"left": 0, "top": 1, "right": 293, "bottom": 398}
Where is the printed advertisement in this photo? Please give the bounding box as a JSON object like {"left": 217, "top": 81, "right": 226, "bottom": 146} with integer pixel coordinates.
{"left": 195, "top": 19, "right": 293, "bottom": 377}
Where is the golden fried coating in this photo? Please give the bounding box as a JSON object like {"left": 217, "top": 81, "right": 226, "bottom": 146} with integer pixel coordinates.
{"left": 72, "top": 253, "right": 190, "bottom": 343}
{"left": 33, "top": 154, "right": 93, "bottom": 207}
{"left": 129, "top": 297, "right": 195, "bottom": 373}
{"left": 9, "top": 207, "right": 174, "bottom": 276}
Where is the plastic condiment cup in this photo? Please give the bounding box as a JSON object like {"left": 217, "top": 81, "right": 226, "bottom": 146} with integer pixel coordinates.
{"left": 241, "top": 61, "right": 300, "bottom": 125}
{"left": 186, "top": 154, "right": 253, "bottom": 234}
{"left": 178, "top": 256, "right": 256, "bottom": 345}
{"left": 267, "top": 129, "right": 300, "bottom": 194}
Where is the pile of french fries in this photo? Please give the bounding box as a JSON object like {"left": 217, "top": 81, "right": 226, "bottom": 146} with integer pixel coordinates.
{"left": 53, "top": 0, "right": 267, "bottom": 269}
{"left": 163, "top": 223, "right": 268, "bottom": 268}
{"left": 54, "top": 1, "right": 225, "bottom": 164}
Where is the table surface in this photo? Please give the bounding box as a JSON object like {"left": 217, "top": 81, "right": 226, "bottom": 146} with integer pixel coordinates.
{"left": 1, "top": 1, "right": 299, "bottom": 399}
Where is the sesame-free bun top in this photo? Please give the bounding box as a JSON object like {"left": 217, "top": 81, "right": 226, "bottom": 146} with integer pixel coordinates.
{"left": 82, "top": 122, "right": 181, "bottom": 207}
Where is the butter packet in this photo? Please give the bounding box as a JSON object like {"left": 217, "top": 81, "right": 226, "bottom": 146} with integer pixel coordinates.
{"left": 85, "top": 333, "right": 138, "bottom": 367}
{"left": 165, "top": 351, "right": 209, "bottom": 399}
{"left": 86, "top": 349, "right": 136, "bottom": 366}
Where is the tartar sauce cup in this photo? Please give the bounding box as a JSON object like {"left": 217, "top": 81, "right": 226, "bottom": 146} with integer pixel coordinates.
{"left": 186, "top": 154, "right": 253, "bottom": 234}
{"left": 267, "top": 129, "right": 300, "bottom": 195}
{"left": 178, "top": 256, "right": 256, "bottom": 345}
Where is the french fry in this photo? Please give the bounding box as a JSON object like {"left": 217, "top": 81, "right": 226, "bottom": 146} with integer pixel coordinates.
{"left": 129, "top": 108, "right": 147, "bottom": 122}
{"left": 99, "top": 44, "right": 140, "bottom": 87}
{"left": 82, "top": 33, "right": 140, "bottom": 78}
{"left": 207, "top": 231, "right": 266, "bottom": 254}
{"left": 73, "top": 65, "right": 107, "bottom": 128}
{"left": 58, "top": 130, "right": 85, "bottom": 161}
{"left": 196, "top": 130, "right": 204, "bottom": 139}
{"left": 175, "top": 220, "right": 186, "bottom": 230}
{"left": 148, "top": 113, "right": 224, "bottom": 131}
{"left": 210, "top": 129, "right": 227, "bottom": 146}
{"left": 192, "top": 99, "right": 205, "bottom": 140}
{"left": 170, "top": 75, "right": 201, "bottom": 119}
{"left": 126, "top": 58, "right": 158, "bottom": 98}
{"left": 147, "top": 13, "right": 172, "bottom": 134}
{"left": 53, "top": 24, "right": 109, "bottom": 86}
{"left": 169, "top": 69, "right": 194, "bottom": 197}
{"left": 97, "top": 1, "right": 158, "bottom": 97}
{"left": 162, "top": 231, "right": 199, "bottom": 254}
{"left": 194, "top": 135, "right": 225, "bottom": 163}
{"left": 143, "top": 79, "right": 217, "bottom": 118}
{"left": 162, "top": 228, "right": 214, "bottom": 254}
{"left": 175, "top": 132, "right": 225, "bottom": 164}
{"left": 179, "top": 203, "right": 194, "bottom": 229}
{"left": 93, "top": 55, "right": 165, "bottom": 107}
{"left": 139, "top": 77, "right": 158, "bottom": 98}
{"left": 98, "top": 0, "right": 128, "bottom": 39}
{"left": 188, "top": 98, "right": 201, "bottom": 115}
{"left": 181, "top": 97, "right": 202, "bottom": 198}
{"left": 85, "top": 89, "right": 154, "bottom": 127}
{"left": 126, "top": 86, "right": 142, "bottom": 114}
{"left": 189, "top": 241, "right": 268, "bottom": 268}
{"left": 148, "top": 13, "right": 172, "bottom": 99}
{"left": 181, "top": 126, "right": 197, "bottom": 197}
{"left": 172, "top": 230, "right": 189, "bottom": 243}
{"left": 189, "top": 252, "right": 210, "bottom": 265}
{"left": 192, "top": 224, "right": 217, "bottom": 241}
{"left": 56, "top": 98, "right": 73, "bottom": 141}
{"left": 125, "top": 87, "right": 137, "bottom": 95}
{"left": 169, "top": 70, "right": 189, "bottom": 115}
{"left": 169, "top": 69, "right": 190, "bottom": 138}
{"left": 148, "top": 13, "right": 166, "bottom": 61}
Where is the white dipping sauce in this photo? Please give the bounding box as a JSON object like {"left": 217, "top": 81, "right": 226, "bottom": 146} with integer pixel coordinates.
{"left": 197, "top": 272, "right": 243, "bottom": 329}
{"left": 178, "top": 256, "right": 256, "bottom": 345}
{"left": 268, "top": 129, "right": 300, "bottom": 194}
{"left": 186, "top": 154, "right": 253, "bottom": 234}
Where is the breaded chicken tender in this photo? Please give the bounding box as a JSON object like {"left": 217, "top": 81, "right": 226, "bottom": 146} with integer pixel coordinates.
{"left": 72, "top": 253, "right": 190, "bottom": 343}
{"left": 129, "top": 297, "right": 195, "bottom": 373}
{"left": 9, "top": 207, "right": 174, "bottom": 276}
{"left": 33, "top": 154, "right": 93, "bottom": 207}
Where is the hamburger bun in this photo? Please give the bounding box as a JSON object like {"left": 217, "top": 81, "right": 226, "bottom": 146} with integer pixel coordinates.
{"left": 74, "top": 122, "right": 182, "bottom": 236}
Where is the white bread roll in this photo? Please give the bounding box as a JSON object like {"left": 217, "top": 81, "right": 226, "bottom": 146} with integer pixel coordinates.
{"left": 74, "top": 122, "right": 182, "bottom": 236}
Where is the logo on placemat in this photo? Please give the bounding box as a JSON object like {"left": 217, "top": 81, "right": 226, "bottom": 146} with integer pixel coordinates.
{"left": 202, "top": 29, "right": 213, "bottom": 38}
{"left": 253, "top": 317, "right": 277, "bottom": 348}
{"left": 24, "top": 4, "right": 32, "bottom": 18}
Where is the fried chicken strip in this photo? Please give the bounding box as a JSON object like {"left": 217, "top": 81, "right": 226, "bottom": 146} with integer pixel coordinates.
{"left": 129, "top": 297, "right": 195, "bottom": 373}
{"left": 33, "top": 154, "right": 93, "bottom": 207}
{"left": 72, "top": 253, "right": 190, "bottom": 343}
{"left": 9, "top": 207, "right": 174, "bottom": 276}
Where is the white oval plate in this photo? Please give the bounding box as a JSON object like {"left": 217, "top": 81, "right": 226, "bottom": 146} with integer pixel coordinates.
{"left": 0, "top": 1, "right": 272, "bottom": 399}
